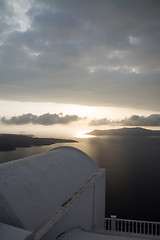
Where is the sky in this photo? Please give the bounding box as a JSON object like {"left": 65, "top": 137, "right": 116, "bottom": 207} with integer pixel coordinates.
{"left": 0, "top": 0, "right": 160, "bottom": 138}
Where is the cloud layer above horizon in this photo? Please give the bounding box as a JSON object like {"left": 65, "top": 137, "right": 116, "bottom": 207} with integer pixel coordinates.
{"left": 1, "top": 113, "right": 81, "bottom": 125}
{"left": 1, "top": 113, "right": 160, "bottom": 127}
{"left": 0, "top": 0, "right": 160, "bottom": 110}
{"left": 89, "top": 114, "right": 160, "bottom": 127}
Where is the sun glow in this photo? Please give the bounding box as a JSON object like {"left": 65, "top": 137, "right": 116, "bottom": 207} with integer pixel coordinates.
{"left": 76, "top": 130, "right": 94, "bottom": 138}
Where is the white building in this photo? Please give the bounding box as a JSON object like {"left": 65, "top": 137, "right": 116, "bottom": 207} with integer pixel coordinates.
{"left": 0, "top": 147, "right": 159, "bottom": 240}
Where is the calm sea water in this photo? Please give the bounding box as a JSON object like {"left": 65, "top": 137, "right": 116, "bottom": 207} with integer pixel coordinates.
{"left": 0, "top": 136, "right": 160, "bottom": 222}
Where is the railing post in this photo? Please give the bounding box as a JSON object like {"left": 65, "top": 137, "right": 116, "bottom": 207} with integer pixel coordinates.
{"left": 111, "top": 215, "right": 117, "bottom": 231}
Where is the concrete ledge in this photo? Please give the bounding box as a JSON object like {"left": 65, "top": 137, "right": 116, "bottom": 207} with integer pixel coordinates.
{"left": 61, "top": 228, "right": 157, "bottom": 240}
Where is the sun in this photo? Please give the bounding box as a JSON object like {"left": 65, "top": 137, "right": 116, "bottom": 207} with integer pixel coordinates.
{"left": 76, "top": 130, "right": 94, "bottom": 138}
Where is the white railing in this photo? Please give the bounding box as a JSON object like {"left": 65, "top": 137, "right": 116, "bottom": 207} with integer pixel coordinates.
{"left": 105, "top": 215, "right": 160, "bottom": 237}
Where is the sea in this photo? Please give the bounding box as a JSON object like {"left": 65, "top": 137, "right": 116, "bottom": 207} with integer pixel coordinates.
{"left": 0, "top": 135, "right": 160, "bottom": 222}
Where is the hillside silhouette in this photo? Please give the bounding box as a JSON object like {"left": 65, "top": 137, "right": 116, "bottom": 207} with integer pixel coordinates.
{"left": 87, "top": 127, "right": 160, "bottom": 136}
{"left": 0, "top": 134, "right": 77, "bottom": 151}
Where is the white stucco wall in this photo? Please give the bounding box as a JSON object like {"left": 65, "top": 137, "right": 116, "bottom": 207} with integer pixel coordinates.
{"left": 93, "top": 169, "right": 106, "bottom": 230}
{"left": 0, "top": 222, "right": 32, "bottom": 240}
{"left": 0, "top": 147, "right": 98, "bottom": 232}
{"left": 37, "top": 169, "right": 106, "bottom": 240}
{"left": 0, "top": 146, "right": 106, "bottom": 240}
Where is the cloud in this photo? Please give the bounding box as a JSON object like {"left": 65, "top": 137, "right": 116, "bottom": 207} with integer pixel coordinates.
{"left": 0, "top": 0, "right": 160, "bottom": 110}
{"left": 120, "top": 114, "right": 160, "bottom": 126}
{"left": 89, "top": 118, "right": 111, "bottom": 126}
{"left": 1, "top": 113, "right": 82, "bottom": 125}
{"left": 89, "top": 114, "right": 160, "bottom": 127}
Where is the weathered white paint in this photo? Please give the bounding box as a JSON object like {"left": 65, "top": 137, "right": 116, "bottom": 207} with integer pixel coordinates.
{"left": 0, "top": 222, "right": 32, "bottom": 240}
{"left": 93, "top": 169, "right": 106, "bottom": 230}
{"left": 39, "top": 169, "right": 106, "bottom": 240}
{"left": 0, "top": 147, "right": 98, "bottom": 232}
{"left": 0, "top": 146, "right": 106, "bottom": 240}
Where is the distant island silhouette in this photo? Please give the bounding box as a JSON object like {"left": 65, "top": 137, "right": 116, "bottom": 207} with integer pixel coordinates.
{"left": 0, "top": 134, "right": 78, "bottom": 151}
{"left": 87, "top": 127, "right": 160, "bottom": 136}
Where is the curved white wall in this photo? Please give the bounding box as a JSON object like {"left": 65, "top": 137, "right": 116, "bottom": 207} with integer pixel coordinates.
{"left": 0, "top": 147, "right": 98, "bottom": 232}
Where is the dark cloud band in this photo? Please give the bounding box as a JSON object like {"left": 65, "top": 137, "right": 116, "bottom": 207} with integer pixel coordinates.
{"left": 0, "top": 0, "right": 160, "bottom": 110}
{"left": 1, "top": 113, "right": 82, "bottom": 125}
{"left": 89, "top": 114, "right": 160, "bottom": 127}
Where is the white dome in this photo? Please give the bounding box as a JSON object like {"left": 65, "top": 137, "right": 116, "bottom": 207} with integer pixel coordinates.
{"left": 0, "top": 146, "right": 98, "bottom": 232}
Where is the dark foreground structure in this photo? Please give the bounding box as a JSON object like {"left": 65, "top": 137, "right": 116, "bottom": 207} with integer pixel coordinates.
{"left": 0, "top": 147, "right": 159, "bottom": 240}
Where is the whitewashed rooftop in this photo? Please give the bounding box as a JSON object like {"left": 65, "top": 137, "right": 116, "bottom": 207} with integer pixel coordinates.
{"left": 0, "top": 146, "right": 158, "bottom": 240}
